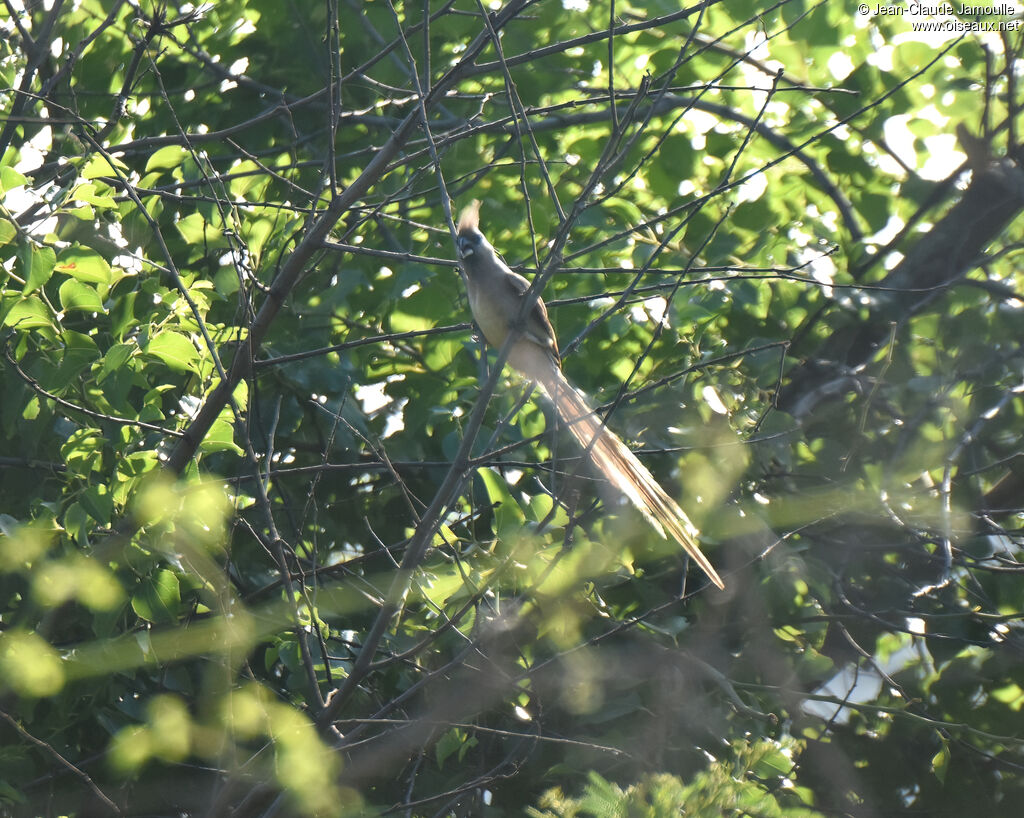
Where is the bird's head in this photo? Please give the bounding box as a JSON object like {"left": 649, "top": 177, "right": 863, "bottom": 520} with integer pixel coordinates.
{"left": 456, "top": 200, "right": 489, "bottom": 263}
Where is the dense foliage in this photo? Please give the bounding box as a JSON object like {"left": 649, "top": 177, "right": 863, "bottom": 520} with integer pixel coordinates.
{"left": 2, "top": 0, "right": 1023, "bottom": 815}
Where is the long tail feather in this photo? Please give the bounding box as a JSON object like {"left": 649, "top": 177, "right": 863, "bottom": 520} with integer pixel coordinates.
{"left": 526, "top": 353, "right": 724, "bottom": 589}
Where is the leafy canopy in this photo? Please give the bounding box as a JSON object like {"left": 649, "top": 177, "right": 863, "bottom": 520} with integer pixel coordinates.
{"left": 1, "top": 0, "right": 1023, "bottom": 815}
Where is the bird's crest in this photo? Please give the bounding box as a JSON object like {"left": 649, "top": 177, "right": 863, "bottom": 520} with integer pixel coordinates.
{"left": 457, "top": 200, "right": 481, "bottom": 234}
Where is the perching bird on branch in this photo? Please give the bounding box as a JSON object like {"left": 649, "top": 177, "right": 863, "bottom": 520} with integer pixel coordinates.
{"left": 455, "top": 201, "right": 724, "bottom": 590}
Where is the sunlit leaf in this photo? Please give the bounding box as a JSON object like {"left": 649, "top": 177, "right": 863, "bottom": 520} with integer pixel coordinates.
{"left": 146, "top": 331, "right": 199, "bottom": 371}
{"left": 131, "top": 569, "right": 182, "bottom": 624}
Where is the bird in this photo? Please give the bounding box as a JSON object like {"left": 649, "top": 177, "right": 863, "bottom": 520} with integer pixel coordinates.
{"left": 455, "top": 200, "right": 724, "bottom": 590}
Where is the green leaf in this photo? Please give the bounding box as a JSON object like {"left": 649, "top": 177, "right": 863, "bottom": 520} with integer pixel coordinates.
{"left": 931, "top": 740, "right": 951, "bottom": 784}
{"left": 201, "top": 417, "right": 242, "bottom": 455}
{"left": 97, "top": 341, "right": 137, "bottom": 383}
{"left": 2, "top": 294, "right": 53, "bottom": 328}
{"left": 55, "top": 245, "right": 113, "bottom": 286}
{"left": 145, "top": 145, "right": 189, "bottom": 173}
{"left": 54, "top": 330, "right": 101, "bottom": 385}
{"left": 176, "top": 212, "right": 223, "bottom": 246}
{"left": 478, "top": 467, "right": 526, "bottom": 537}
{"left": 0, "top": 164, "right": 28, "bottom": 194}
{"left": 61, "top": 428, "right": 105, "bottom": 474}
{"left": 79, "top": 484, "right": 114, "bottom": 526}
{"left": 62, "top": 502, "right": 91, "bottom": 547}
{"left": 59, "top": 278, "right": 105, "bottom": 313}
{"left": 214, "top": 266, "right": 240, "bottom": 297}
{"left": 146, "top": 332, "right": 199, "bottom": 372}
{"left": 131, "top": 569, "right": 182, "bottom": 624}
{"left": 81, "top": 154, "right": 128, "bottom": 180}
{"left": 69, "top": 182, "right": 117, "bottom": 208}
{"left": 20, "top": 243, "right": 56, "bottom": 295}
{"left": 0, "top": 216, "right": 15, "bottom": 249}
{"left": 229, "top": 160, "right": 269, "bottom": 198}
{"left": 435, "top": 728, "right": 477, "bottom": 770}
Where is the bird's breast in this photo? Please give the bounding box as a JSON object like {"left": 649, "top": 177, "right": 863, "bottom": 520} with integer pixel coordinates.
{"left": 467, "top": 286, "right": 510, "bottom": 349}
